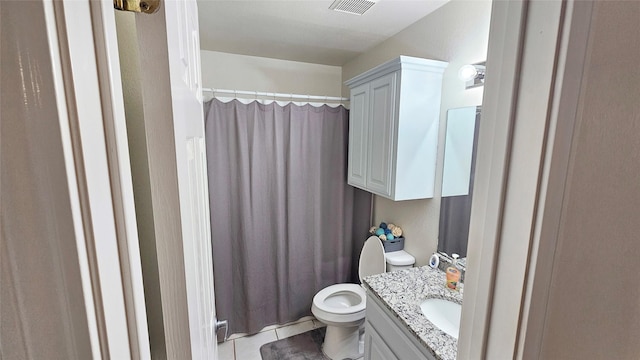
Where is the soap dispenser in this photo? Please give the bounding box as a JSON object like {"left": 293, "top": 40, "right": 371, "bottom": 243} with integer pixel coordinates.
{"left": 445, "top": 253, "right": 461, "bottom": 291}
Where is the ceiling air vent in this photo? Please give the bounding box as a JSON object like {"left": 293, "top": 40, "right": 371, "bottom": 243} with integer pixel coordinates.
{"left": 329, "top": 0, "right": 378, "bottom": 16}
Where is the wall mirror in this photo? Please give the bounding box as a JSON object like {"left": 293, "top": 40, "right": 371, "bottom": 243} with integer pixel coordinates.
{"left": 438, "top": 106, "right": 481, "bottom": 257}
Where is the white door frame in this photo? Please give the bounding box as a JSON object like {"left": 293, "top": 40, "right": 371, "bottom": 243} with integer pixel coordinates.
{"left": 515, "top": 1, "right": 594, "bottom": 357}
{"left": 57, "top": 0, "right": 152, "bottom": 358}
{"left": 22, "top": 0, "right": 150, "bottom": 358}
{"left": 458, "top": 1, "right": 595, "bottom": 359}
{"left": 87, "top": 1, "right": 152, "bottom": 358}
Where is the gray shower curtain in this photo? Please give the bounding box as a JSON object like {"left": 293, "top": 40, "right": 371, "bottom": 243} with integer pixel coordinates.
{"left": 204, "top": 99, "right": 371, "bottom": 336}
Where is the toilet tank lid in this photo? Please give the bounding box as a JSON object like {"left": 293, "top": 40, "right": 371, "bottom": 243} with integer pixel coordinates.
{"left": 385, "top": 250, "right": 416, "bottom": 266}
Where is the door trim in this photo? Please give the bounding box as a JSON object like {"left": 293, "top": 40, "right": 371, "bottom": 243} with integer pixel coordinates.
{"left": 457, "top": 1, "right": 528, "bottom": 357}
{"left": 48, "top": 0, "right": 150, "bottom": 358}
{"left": 459, "top": 0, "right": 596, "bottom": 358}
{"left": 517, "top": 1, "right": 594, "bottom": 358}
{"left": 88, "top": 1, "right": 152, "bottom": 359}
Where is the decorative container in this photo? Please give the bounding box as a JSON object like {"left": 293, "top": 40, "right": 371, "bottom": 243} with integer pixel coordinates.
{"left": 382, "top": 237, "right": 404, "bottom": 252}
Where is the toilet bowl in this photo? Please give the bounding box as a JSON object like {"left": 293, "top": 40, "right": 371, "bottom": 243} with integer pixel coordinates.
{"left": 311, "top": 236, "right": 415, "bottom": 359}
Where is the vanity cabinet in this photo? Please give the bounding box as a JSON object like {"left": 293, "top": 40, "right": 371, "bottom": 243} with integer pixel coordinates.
{"left": 345, "top": 56, "right": 447, "bottom": 200}
{"left": 364, "top": 293, "right": 435, "bottom": 360}
{"left": 364, "top": 323, "right": 399, "bottom": 360}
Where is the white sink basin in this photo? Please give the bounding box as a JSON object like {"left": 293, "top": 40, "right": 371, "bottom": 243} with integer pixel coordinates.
{"left": 419, "top": 298, "right": 462, "bottom": 339}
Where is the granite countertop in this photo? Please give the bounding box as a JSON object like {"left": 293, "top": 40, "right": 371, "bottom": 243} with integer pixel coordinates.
{"left": 363, "top": 266, "right": 463, "bottom": 360}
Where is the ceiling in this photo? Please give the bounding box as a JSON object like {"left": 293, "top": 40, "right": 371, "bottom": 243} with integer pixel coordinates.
{"left": 197, "top": 0, "right": 449, "bottom": 66}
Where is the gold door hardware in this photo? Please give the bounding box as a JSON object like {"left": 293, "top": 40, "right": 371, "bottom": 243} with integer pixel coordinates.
{"left": 113, "top": 0, "right": 160, "bottom": 14}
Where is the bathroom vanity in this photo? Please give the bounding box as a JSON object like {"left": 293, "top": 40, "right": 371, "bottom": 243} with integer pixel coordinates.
{"left": 362, "top": 266, "right": 462, "bottom": 360}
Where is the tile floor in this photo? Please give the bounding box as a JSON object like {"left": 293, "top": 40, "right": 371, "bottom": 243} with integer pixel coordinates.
{"left": 218, "top": 317, "right": 326, "bottom": 360}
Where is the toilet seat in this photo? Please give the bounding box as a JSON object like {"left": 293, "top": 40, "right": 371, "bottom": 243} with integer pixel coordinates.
{"left": 311, "top": 283, "right": 366, "bottom": 327}
{"left": 312, "top": 235, "right": 386, "bottom": 316}
{"left": 311, "top": 236, "right": 386, "bottom": 326}
{"left": 312, "top": 283, "right": 366, "bottom": 315}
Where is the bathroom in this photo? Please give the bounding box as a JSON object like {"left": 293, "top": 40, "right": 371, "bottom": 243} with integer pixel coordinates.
{"left": 3, "top": 1, "right": 639, "bottom": 359}
{"left": 191, "top": 1, "right": 491, "bottom": 359}
{"left": 192, "top": 1, "right": 490, "bottom": 359}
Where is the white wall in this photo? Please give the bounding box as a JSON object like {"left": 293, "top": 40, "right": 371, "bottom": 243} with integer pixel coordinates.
{"left": 342, "top": 0, "right": 492, "bottom": 265}
{"left": 200, "top": 50, "right": 343, "bottom": 97}
{"left": 539, "top": 2, "right": 640, "bottom": 358}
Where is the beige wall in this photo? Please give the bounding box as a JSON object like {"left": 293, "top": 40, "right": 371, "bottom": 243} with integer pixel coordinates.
{"left": 539, "top": 2, "right": 640, "bottom": 358}
{"left": 342, "top": 0, "right": 492, "bottom": 265}
{"left": 200, "top": 50, "right": 343, "bottom": 97}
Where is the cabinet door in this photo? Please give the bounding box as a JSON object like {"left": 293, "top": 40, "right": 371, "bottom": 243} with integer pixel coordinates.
{"left": 364, "top": 321, "right": 399, "bottom": 360}
{"left": 366, "top": 72, "right": 397, "bottom": 197}
{"left": 347, "top": 83, "right": 370, "bottom": 188}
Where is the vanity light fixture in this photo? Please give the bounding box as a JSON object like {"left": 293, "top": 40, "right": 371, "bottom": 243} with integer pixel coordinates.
{"left": 329, "top": 0, "right": 379, "bottom": 15}
{"left": 458, "top": 62, "right": 486, "bottom": 89}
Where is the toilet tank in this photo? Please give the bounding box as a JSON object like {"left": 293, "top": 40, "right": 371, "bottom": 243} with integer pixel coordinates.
{"left": 384, "top": 250, "right": 415, "bottom": 272}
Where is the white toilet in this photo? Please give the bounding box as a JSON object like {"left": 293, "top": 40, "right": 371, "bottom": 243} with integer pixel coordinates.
{"left": 311, "top": 236, "right": 415, "bottom": 359}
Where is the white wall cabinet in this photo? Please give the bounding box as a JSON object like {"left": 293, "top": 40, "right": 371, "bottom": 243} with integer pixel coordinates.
{"left": 346, "top": 56, "right": 447, "bottom": 200}
{"left": 364, "top": 293, "right": 435, "bottom": 360}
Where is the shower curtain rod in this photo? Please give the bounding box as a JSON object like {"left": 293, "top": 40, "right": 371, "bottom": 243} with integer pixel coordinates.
{"left": 202, "top": 87, "right": 349, "bottom": 102}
